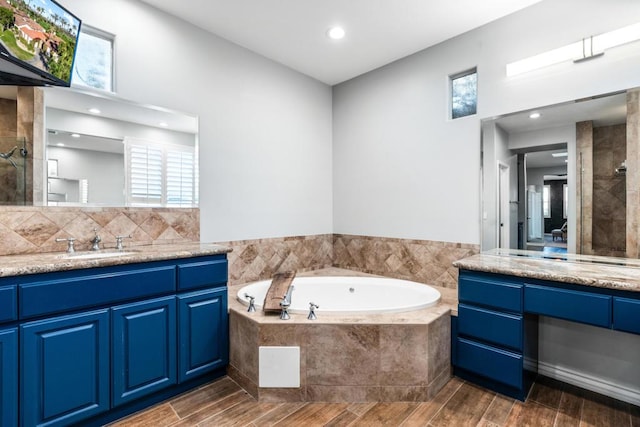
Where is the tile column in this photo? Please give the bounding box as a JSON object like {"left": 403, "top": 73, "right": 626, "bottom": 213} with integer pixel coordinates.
{"left": 627, "top": 89, "right": 640, "bottom": 258}
{"left": 576, "top": 121, "right": 593, "bottom": 255}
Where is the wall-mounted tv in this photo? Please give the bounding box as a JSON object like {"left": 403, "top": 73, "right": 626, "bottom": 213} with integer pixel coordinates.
{"left": 0, "top": 0, "right": 81, "bottom": 86}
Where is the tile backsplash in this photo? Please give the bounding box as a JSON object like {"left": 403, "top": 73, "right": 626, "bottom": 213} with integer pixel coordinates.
{"left": 219, "top": 233, "right": 478, "bottom": 289}
{"left": 0, "top": 207, "right": 477, "bottom": 290}
{"left": 0, "top": 206, "right": 199, "bottom": 255}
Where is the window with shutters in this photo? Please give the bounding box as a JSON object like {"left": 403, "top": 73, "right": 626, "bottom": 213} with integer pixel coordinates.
{"left": 124, "top": 138, "right": 196, "bottom": 206}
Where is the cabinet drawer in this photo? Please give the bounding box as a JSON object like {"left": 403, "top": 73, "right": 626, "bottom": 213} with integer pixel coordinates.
{"left": 0, "top": 286, "right": 17, "bottom": 323}
{"left": 177, "top": 257, "right": 227, "bottom": 291}
{"left": 20, "top": 265, "right": 176, "bottom": 319}
{"left": 459, "top": 272, "right": 522, "bottom": 312}
{"left": 456, "top": 337, "right": 523, "bottom": 389}
{"left": 613, "top": 297, "right": 640, "bottom": 334}
{"left": 524, "top": 284, "right": 611, "bottom": 328}
{"left": 458, "top": 304, "right": 523, "bottom": 351}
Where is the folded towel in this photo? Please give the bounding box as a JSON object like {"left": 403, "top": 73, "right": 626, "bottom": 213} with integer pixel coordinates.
{"left": 263, "top": 271, "right": 296, "bottom": 313}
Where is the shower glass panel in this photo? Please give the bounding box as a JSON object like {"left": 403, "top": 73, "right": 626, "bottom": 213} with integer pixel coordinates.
{"left": 528, "top": 187, "right": 542, "bottom": 240}
{"left": 0, "top": 137, "right": 27, "bottom": 205}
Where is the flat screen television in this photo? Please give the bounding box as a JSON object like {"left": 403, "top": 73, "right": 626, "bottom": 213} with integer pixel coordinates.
{"left": 0, "top": 0, "right": 81, "bottom": 86}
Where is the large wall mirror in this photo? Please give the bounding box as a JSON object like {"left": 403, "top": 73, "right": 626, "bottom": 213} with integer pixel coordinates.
{"left": 44, "top": 87, "right": 198, "bottom": 207}
{"left": 481, "top": 88, "right": 635, "bottom": 258}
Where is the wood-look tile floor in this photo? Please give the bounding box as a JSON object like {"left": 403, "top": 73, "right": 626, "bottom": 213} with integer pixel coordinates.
{"left": 110, "top": 376, "right": 640, "bottom": 427}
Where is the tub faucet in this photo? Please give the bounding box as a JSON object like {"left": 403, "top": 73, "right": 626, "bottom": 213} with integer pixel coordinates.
{"left": 307, "top": 302, "right": 319, "bottom": 320}
{"left": 115, "top": 235, "right": 132, "bottom": 250}
{"left": 283, "top": 284, "right": 295, "bottom": 305}
{"left": 244, "top": 293, "right": 256, "bottom": 312}
{"left": 279, "top": 295, "right": 291, "bottom": 320}
{"left": 91, "top": 228, "right": 102, "bottom": 251}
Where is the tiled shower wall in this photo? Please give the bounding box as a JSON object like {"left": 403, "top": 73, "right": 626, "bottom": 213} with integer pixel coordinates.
{"left": 0, "top": 206, "right": 199, "bottom": 255}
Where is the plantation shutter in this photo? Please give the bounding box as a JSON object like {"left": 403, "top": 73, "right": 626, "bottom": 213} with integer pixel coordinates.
{"left": 124, "top": 137, "right": 196, "bottom": 206}
{"left": 166, "top": 147, "right": 195, "bottom": 206}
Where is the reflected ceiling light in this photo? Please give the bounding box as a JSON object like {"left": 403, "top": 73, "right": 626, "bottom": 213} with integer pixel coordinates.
{"left": 159, "top": 122, "right": 168, "bottom": 127}
{"left": 88, "top": 108, "right": 101, "bottom": 114}
{"left": 56, "top": 143, "right": 64, "bottom": 147}
{"left": 327, "top": 26, "right": 345, "bottom": 40}
{"left": 552, "top": 152, "right": 568, "bottom": 157}
{"left": 71, "top": 133, "right": 80, "bottom": 138}
{"left": 565, "top": 159, "right": 568, "bottom": 163}
{"left": 529, "top": 112, "right": 541, "bottom": 119}
{"left": 507, "top": 21, "right": 640, "bottom": 77}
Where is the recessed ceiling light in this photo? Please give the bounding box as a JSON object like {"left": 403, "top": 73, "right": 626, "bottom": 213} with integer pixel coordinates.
{"left": 88, "top": 108, "right": 101, "bottom": 114}
{"left": 57, "top": 143, "right": 65, "bottom": 147}
{"left": 564, "top": 159, "right": 568, "bottom": 163}
{"left": 327, "top": 26, "right": 345, "bottom": 40}
{"left": 159, "top": 122, "right": 168, "bottom": 127}
{"left": 529, "top": 112, "right": 541, "bottom": 119}
{"left": 551, "top": 152, "right": 568, "bottom": 157}
{"left": 71, "top": 133, "right": 80, "bottom": 138}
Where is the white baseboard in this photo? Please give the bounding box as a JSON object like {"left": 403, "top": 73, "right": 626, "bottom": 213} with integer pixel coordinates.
{"left": 538, "top": 361, "right": 640, "bottom": 406}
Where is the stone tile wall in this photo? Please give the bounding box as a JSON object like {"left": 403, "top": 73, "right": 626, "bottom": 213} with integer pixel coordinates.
{"left": 228, "top": 309, "right": 452, "bottom": 402}
{"left": 332, "top": 234, "right": 479, "bottom": 289}
{"left": 217, "top": 234, "right": 333, "bottom": 286}
{"left": 0, "top": 206, "right": 199, "bottom": 255}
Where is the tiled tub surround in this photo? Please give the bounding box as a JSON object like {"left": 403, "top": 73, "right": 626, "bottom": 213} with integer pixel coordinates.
{"left": 333, "top": 234, "right": 479, "bottom": 289}
{"left": 228, "top": 268, "right": 457, "bottom": 402}
{"left": 218, "top": 234, "right": 333, "bottom": 286}
{"left": 0, "top": 206, "right": 199, "bottom": 255}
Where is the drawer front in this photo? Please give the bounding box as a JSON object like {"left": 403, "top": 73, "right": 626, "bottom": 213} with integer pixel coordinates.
{"left": 524, "top": 284, "right": 611, "bottom": 328}
{"left": 456, "top": 337, "right": 523, "bottom": 389}
{"left": 459, "top": 273, "right": 522, "bottom": 312}
{"left": 20, "top": 266, "right": 176, "bottom": 319}
{"left": 0, "top": 286, "right": 17, "bottom": 324}
{"left": 458, "top": 304, "right": 523, "bottom": 351}
{"left": 177, "top": 257, "right": 227, "bottom": 291}
{"left": 613, "top": 297, "right": 640, "bottom": 334}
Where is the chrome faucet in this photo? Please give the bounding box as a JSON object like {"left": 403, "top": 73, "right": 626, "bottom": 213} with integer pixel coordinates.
{"left": 283, "top": 285, "right": 294, "bottom": 305}
{"left": 91, "top": 228, "right": 102, "bottom": 251}
{"left": 307, "top": 302, "right": 319, "bottom": 320}
{"left": 245, "top": 293, "right": 256, "bottom": 312}
{"left": 279, "top": 295, "right": 291, "bottom": 320}
{"left": 115, "top": 235, "right": 132, "bottom": 250}
{"left": 55, "top": 237, "right": 76, "bottom": 253}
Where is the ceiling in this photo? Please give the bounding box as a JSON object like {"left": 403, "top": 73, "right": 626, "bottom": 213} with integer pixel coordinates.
{"left": 139, "top": 0, "right": 542, "bottom": 85}
{"left": 493, "top": 92, "right": 627, "bottom": 171}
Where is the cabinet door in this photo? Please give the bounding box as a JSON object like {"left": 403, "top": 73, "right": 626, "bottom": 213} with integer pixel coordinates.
{"left": 21, "top": 310, "right": 110, "bottom": 427}
{"left": 112, "top": 296, "right": 177, "bottom": 406}
{"left": 0, "top": 328, "right": 17, "bottom": 427}
{"left": 178, "top": 288, "right": 228, "bottom": 383}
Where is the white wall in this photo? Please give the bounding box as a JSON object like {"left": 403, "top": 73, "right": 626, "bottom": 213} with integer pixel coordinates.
{"left": 331, "top": 0, "right": 640, "bottom": 405}
{"left": 48, "top": 146, "right": 124, "bottom": 204}
{"left": 333, "top": 0, "right": 640, "bottom": 244}
{"left": 61, "top": 0, "right": 333, "bottom": 242}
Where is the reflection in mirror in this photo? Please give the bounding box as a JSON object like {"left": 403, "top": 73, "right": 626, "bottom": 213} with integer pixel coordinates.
{"left": 44, "top": 87, "right": 199, "bottom": 207}
{"left": 481, "top": 89, "right": 633, "bottom": 257}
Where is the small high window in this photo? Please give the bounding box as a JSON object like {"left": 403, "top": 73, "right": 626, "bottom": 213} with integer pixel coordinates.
{"left": 450, "top": 68, "right": 477, "bottom": 119}
{"left": 72, "top": 26, "right": 114, "bottom": 92}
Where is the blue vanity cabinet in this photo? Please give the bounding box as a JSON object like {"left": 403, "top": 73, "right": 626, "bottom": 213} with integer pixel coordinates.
{"left": 454, "top": 270, "right": 538, "bottom": 400}
{"left": 112, "top": 296, "right": 177, "bottom": 406}
{"left": 0, "top": 328, "right": 17, "bottom": 427}
{"left": 177, "top": 287, "right": 228, "bottom": 383}
{"left": 21, "top": 310, "right": 110, "bottom": 427}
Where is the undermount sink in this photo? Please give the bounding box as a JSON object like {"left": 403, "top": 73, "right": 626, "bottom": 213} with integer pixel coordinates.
{"left": 60, "top": 251, "right": 138, "bottom": 260}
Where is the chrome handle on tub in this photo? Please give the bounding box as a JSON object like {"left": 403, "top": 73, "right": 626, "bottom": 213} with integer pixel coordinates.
{"left": 55, "top": 237, "right": 76, "bottom": 253}
{"left": 245, "top": 293, "right": 256, "bottom": 313}
{"left": 307, "top": 302, "right": 319, "bottom": 320}
{"left": 279, "top": 295, "right": 291, "bottom": 320}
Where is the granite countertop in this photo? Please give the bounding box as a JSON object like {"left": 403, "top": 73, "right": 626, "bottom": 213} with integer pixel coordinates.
{"left": 453, "top": 248, "right": 640, "bottom": 292}
{"left": 0, "top": 242, "right": 231, "bottom": 277}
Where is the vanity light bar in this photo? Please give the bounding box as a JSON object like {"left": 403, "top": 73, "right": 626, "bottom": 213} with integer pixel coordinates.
{"left": 506, "top": 21, "right": 640, "bottom": 77}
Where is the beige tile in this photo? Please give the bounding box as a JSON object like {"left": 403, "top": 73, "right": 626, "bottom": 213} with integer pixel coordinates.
{"left": 306, "top": 385, "right": 378, "bottom": 402}
{"left": 379, "top": 324, "right": 429, "bottom": 386}
{"left": 306, "top": 324, "right": 379, "bottom": 386}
